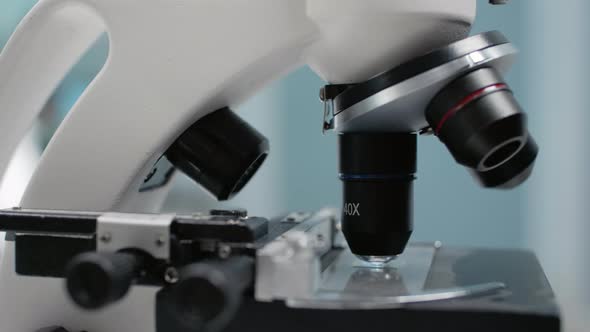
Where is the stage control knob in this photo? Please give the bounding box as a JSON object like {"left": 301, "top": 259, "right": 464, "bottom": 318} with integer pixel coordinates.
{"left": 65, "top": 251, "right": 145, "bottom": 310}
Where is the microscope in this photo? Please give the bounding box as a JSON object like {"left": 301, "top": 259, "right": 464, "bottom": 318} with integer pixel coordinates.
{"left": 0, "top": 0, "right": 559, "bottom": 331}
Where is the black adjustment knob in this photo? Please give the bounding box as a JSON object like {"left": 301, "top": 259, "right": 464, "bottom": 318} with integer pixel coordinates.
{"left": 66, "top": 251, "right": 145, "bottom": 310}
{"left": 166, "top": 107, "right": 269, "bottom": 201}
{"left": 157, "top": 257, "right": 254, "bottom": 332}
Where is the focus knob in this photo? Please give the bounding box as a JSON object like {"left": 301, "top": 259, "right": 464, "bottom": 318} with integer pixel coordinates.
{"left": 157, "top": 256, "right": 254, "bottom": 332}
{"left": 65, "top": 251, "right": 145, "bottom": 310}
{"left": 166, "top": 107, "right": 269, "bottom": 201}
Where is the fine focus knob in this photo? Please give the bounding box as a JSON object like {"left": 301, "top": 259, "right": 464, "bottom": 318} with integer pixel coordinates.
{"left": 158, "top": 257, "right": 254, "bottom": 332}
{"left": 65, "top": 251, "right": 145, "bottom": 310}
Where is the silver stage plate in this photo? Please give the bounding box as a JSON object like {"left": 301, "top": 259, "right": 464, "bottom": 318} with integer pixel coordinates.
{"left": 255, "top": 210, "right": 504, "bottom": 310}
{"left": 286, "top": 244, "right": 504, "bottom": 309}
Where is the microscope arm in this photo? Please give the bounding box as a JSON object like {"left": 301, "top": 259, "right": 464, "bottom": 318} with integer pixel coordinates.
{"left": 1, "top": 0, "right": 320, "bottom": 212}
{"left": 0, "top": 0, "right": 104, "bottom": 196}
{"left": 0, "top": 0, "right": 475, "bottom": 213}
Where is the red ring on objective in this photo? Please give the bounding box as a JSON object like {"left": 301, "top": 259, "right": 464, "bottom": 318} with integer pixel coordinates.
{"left": 434, "top": 83, "right": 509, "bottom": 135}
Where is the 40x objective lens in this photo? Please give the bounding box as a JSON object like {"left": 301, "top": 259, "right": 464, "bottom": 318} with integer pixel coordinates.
{"left": 339, "top": 133, "right": 416, "bottom": 262}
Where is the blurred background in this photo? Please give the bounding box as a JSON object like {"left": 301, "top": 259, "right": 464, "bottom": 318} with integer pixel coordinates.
{"left": 0, "top": 0, "right": 588, "bottom": 331}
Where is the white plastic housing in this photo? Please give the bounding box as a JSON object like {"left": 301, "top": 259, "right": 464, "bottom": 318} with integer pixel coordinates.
{"left": 0, "top": 1, "right": 475, "bottom": 331}
{"left": 0, "top": 0, "right": 475, "bottom": 214}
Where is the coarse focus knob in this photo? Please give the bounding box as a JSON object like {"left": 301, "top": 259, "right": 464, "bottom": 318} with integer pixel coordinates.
{"left": 166, "top": 107, "right": 269, "bottom": 201}
{"left": 65, "top": 251, "right": 145, "bottom": 310}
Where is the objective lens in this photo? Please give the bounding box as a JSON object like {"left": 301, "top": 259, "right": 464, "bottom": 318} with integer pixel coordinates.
{"left": 426, "top": 68, "right": 538, "bottom": 188}
{"left": 355, "top": 255, "right": 398, "bottom": 266}
{"left": 339, "top": 133, "right": 416, "bottom": 258}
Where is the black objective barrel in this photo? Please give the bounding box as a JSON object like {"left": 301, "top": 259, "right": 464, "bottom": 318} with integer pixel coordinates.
{"left": 339, "top": 133, "right": 416, "bottom": 257}
{"left": 426, "top": 68, "right": 538, "bottom": 188}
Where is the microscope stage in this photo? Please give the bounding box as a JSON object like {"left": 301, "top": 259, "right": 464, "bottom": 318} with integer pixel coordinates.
{"left": 0, "top": 209, "right": 559, "bottom": 332}
{"left": 231, "top": 245, "right": 559, "bottom": 332}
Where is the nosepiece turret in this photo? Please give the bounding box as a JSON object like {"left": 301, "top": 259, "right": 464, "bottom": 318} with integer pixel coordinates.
{"left": 325, "top": 31, "right": 536, "bottom": 261}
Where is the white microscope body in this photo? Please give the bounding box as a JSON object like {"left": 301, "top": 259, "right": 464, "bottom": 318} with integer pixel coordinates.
{"left": 0, "top": 1, "right": 475, "bottom": 331}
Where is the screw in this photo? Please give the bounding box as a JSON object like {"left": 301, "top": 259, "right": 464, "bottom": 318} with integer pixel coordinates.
{"left": 419, "top": 126, "right": 434, "bottom": 136}
{"left": 156, "top": 235, "right": 166, "bottom": 247}
{"left": 164, "top": 267, "right": 179, "bottom": 284}
{"left": 316, "top": 234, "right": 325, "bottom": 248}
{"left": 218, "top": 244, "right": 232, "bottom": 259}
{"left": 100, "top": 232, "right": 112, "bottom": 243}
